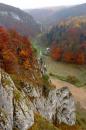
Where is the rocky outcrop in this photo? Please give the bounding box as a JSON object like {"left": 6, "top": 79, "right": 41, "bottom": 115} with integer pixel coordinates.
{"left": 0, "top": 69, "right": 14, "bottom": 130}
{"left": 23, "top": 83, "right": 76, "bottom": 126}
{"left": 0, "top": 68, "right": 76, "bottom": 130}
{"left": 0, "top": 69, "right": 34, "bottom": 130}
{"left": 13, "top": 90, "right": 34, "bottom": 130}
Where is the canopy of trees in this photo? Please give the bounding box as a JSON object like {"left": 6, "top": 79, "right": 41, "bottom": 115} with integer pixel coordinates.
{"left": 49, "top": 17, "right": 86, "bottom": 64}
{"left": 0, "top": 26, "right": 34, "bottom": 73}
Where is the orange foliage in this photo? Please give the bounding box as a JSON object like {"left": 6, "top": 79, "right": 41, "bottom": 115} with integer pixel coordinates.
{"left": 0, "top": 26, "right": 9, "bottom": 50}
{"left": 1, "top": 49, "right": 18, "bottom": 73}
{"left": 75, "top": 51, "right": 85, "bottom": 64}
{"left": 23, "top": 59, "right": 31, "bottom": 69}
{"left": 51, "top": 44, "right": 62, "bottom": 60}
{"left": 63, "top": 51, "right": 74, "bottom": 63}
{"left": 19, "top": 49, "right": 29, "bottom": 59}
{"left": 51, "top": 47, "right": 85, "bottom": 65}
{"left": 0, "top": 26, "right": 33, "bottom": 74}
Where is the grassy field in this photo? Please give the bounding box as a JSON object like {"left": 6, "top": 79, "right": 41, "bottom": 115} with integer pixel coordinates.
{"left": 44, "top": 56, "right": 86, "bottom": 87}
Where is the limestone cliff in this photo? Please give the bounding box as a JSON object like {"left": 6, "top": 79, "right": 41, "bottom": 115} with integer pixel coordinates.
{"left": 0, "top": 67, "right": 76, "bottom": 130}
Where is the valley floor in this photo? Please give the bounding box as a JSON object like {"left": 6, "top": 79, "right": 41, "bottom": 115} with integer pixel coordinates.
{"left": 44, "top": 56, "right": 86, "bottom": 87}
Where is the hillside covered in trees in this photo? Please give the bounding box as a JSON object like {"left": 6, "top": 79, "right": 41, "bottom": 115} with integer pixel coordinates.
{"left": 39, "top": 16, "right": 86, "bottom": 64}
{"left": 0, "top": 3, "right": 41, "bottom": 37}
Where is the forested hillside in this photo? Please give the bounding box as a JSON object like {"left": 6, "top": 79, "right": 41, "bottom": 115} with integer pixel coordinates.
{"left": 39, "top": 16, "right": 86, "bottom": 64}
{"left": 48, "top": 3, "right": 86, "bottom": 27}
{"left": 0, "top": 3, "right": 41, "bottom": 37}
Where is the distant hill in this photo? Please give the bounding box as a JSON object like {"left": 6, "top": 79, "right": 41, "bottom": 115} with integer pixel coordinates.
{"left": 25, "top": 6, "right": 65, "bottom": 22}
{"left": 0, "top": 3, "right": 41, "bottom": 37}
{"left": 26, "top": 3, "right": 86, "bottom": 30}
{"left": 25, "top": 6, "right": 66, "bottom": 31}
{"left": 49, "top": 3, "right": 86, "bottom": 25}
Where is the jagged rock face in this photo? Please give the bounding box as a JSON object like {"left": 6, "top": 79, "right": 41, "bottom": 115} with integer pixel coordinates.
{"left": 0, "top": 69, "right": 34, "bottom": 130}
{"left": 13, "top": 90, "right": 34, "bottom": 130}
{"left": 0, "top": 69, "right": 14, "bottom": 130}
{"left": 25, "top": 85, "right": 76, "bottom": 126}
{"left": 0, "top": 68, "right": 76, "bottom": 130}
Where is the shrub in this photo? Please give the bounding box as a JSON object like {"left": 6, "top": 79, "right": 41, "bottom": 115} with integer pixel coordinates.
{"left": 66, "top": 75, "right": 80, "bottom": 84}
{"left": 42, "top": 74, "right": 51, "bottom": 97}
{"left": 43, "top": 74, "right": 49, "bottom": 82}
{"left": 14, "top": 89, "right": 22, "bottom": 103}
{"left": 29, "top": 114, "right": 59, "bottom": 130}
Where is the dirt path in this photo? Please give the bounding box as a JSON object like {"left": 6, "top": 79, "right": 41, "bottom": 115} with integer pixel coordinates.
{"left": 51, "top": 78, "right": 86, "bottom": 109}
